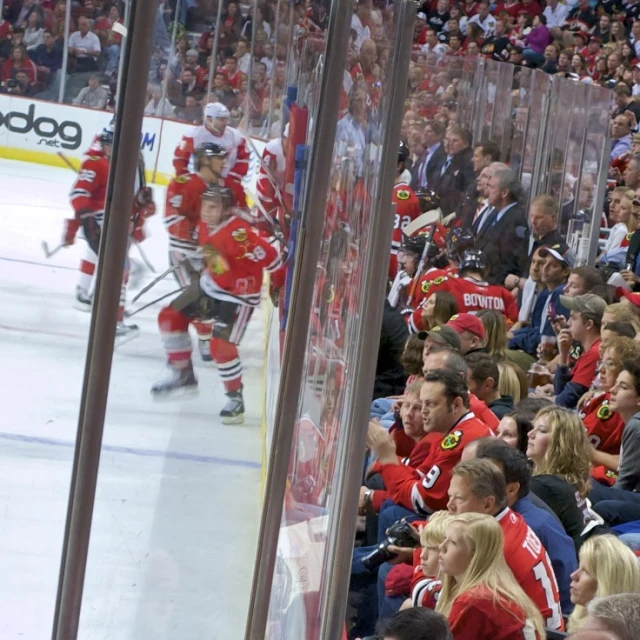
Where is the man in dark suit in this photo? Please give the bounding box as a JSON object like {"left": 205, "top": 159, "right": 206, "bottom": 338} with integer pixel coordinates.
{"left": 432, "top": 125, "right": 475, "bottom": 218}
{"left": 458, "top": 140, "right": 501, "bottom": 229}
{"left": 410, "top": 121, "right": 446, "bottom": 192}
{"left": 474, "top": 166, "right": 528, "bottom": 285}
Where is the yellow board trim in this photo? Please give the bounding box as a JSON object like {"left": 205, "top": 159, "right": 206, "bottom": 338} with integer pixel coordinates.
{"left": 0, "top": 147, "right": 173, "bottom": 186}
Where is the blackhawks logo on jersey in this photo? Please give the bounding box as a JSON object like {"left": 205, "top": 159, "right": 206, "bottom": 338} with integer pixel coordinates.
{"left": 433, "top": 276, "right": 446, "bottom": 286}
{"left": 396, "top": 189, "right": 411, "bottom": 201}
{"left": 596, "top": 400, "right": 613, "bottom": 421}
{"left": 232, "top": 227, "right": 248, "bottom": 243}
{"left": 605, "top": 469, "right": 617, "bottom": 479}
{"left": 441, "top": 430, "right": 462, "bottom": 451}
{"left": 203, "top": 243, "right": 229, "bottom": 275}
{"left": 421, "top": 280, "right": 431, "bottom": 293}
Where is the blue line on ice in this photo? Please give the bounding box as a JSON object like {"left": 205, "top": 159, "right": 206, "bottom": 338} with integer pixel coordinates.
{"left": 0, "top": 431, "right": 261, "bottom": 469}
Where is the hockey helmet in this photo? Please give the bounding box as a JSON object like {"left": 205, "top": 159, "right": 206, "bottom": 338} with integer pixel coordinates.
{"left": 201, "top": 184, "right": 233, "bottom": 208}
{"left": 401, "top": 230, "right": 429, "bottom": 256}
{"left": 194, "top": 142, "right": 227, "bottom": 170}
{"left": 204, "top": 102, "right": 231, "bottom": 120}
{"left": 459, "top": 249, "right": 487, "bottom": 275}
{"left": 398, "top": 141, "right": 410, "bottom": 165}
{"left": 446, "top": 227, "right": 475, "bottom": 261}
{"left": 414, "top": 189, "right": 440, "bottom": 214}
{"left": 99, "top": 129, "right": 114, "bottom": 146}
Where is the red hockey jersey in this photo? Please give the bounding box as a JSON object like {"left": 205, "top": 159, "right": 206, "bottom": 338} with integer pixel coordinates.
{"left": 421, "top": 275, "right": 519, "bottom": 321}
{"left": 69, "top": 155, "right": 110, "bottom": 219}
{"left": 198, "top": 215, "right": 282, "bottom": 307}
{"left": 389, "top": 182, "right": 422, "bottom": 279}
{"left": 256, "top": 136, "right": 286, "bottom": 213}
{"left": 164, "top": 173, "right": 209, "bottom": 252}
{"left": 379, "top": 413, "right": 493, "bottom": 515}
{"left": 173, "top": 123, "right": 250, "bottom": 182}
{"left": 448, "top": 585, "right": 543, "bottom": 640}
{"left": 579, "top": 393, "right": 625, "bottom": 455}
{"left": 496, "top": 507, "right": 563, "bottom": 631}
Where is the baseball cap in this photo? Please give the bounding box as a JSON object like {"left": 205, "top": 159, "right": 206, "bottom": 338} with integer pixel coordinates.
{"left": 538, "top": 244, "right": 571, "bottom": 267}
{"left": 446, "top": 313, "right": 486, "bottom": 340}
{"left": 417, "top": 325, "right": 462, "bottom": 351}
{"left": 559, "top": 293, "right": 607, "bottom": 319}
{"left": 417, "top": 11, "right": 427, "bottom": 19}
{"left": 617, "top": 287, "right": 640, "bottom": 308}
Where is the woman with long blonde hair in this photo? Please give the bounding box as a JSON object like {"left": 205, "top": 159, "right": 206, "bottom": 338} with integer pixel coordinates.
{"left": 527, "top": 406, "right": 599, "bottom": 550}
{"left": 567, "top": 534, "right": 640, "bottom": 633}
{"left": 436, "top": 513, "right": 544, "bottom": 640}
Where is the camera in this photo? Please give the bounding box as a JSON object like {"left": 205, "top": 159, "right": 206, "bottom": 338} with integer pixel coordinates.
{"left": 361, "top": 518, "right": 421, "bottom": 571}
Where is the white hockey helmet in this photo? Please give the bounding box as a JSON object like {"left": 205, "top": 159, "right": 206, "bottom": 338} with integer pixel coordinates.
{"left": 204, "top": 102, "right": 230, "bottom": 120}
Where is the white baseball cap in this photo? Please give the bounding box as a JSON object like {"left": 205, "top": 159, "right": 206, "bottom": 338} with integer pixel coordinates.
{"left": 204, "top": 102, "right": 230, "bottom": 119}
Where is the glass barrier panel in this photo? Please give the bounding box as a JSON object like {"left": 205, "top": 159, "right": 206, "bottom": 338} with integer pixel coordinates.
{"left": 259, "top": 3, "right": 403, "bottom": 638}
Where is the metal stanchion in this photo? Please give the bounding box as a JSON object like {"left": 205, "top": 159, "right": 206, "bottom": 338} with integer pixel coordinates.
{"left": 588, "top": 125, "right": 611, "bottom": 265}
{"left": 159, "top": 0, "right": 180, "bottom": 115}
{"left": 245, "top": 0, "right": 258, "bottom": 131}
{"left": 266, "top": 0, "right": 282, "bottom": 134}
{"left": 57, "top": 0, "right": 72, "bottom": 102}
{"left": 206, "top": 0, "right": 224, "bottom": 102}
{"left": 317, "top": 2, "right": 415, "bottom": 637}
{"left": 243, "top": 0, "right": 353, "bottom": 638}
{"left": 50, "top": 0, "right": 155, "bottom": 638}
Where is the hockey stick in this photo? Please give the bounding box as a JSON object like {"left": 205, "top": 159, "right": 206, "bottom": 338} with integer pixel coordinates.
{"left": 131, "top": 264, "right": 178, "bottom": 303}
{"left": 57, "top": 151, "right": 79, "bottom": 172}
{"left": 125, "top": 288, "right": 183, "bottom": 318}
{"left": 41, "top": 240, "right": 64, "bottom": 258}
{"left": 132, "top": 239, "right": 156, "bottom": 273}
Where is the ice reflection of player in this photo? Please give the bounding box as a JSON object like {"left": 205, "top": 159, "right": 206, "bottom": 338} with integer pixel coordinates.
{"left": 152, "top": 187, "right": 283, "bottom": 424}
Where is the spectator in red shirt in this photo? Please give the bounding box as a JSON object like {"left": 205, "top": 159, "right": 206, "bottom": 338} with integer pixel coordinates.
{"left": 1, "top": 43, "right": 37, "bottom": 83}
{"left": 436, "top": 512, "right": 546, "bottom": 639}
{"left": 553, "top": 294, "right": 607, "bottom": 409}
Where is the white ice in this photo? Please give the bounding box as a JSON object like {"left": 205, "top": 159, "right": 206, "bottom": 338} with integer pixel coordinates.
{"left": 0, "top": 159, "right": 265, "bottom": 639}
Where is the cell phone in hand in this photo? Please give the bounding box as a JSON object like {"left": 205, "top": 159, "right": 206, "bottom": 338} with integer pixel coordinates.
{"left": 547, "top": 302, "right": 557, "bottom": 322}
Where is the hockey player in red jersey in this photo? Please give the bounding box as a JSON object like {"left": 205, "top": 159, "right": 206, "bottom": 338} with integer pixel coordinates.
{"left": 164, "top": 142, "right": 242, "bottom": 361}
{"left": 389, "top": 142, "right": 422, "bottom": 280}
{"left": 173, "top": 102, "right": 250, "bottom": 188}
{"left": 63, "top": 129, "right": 155, "bottom": 341}
{"left": 410, "top": 249, "right": 518, "bottom": 333}
{"left": 151, "top": 186, "right": 284, "bottom": 423}
{"left": 256, "top": 122, "right": 289, "bottom": 220}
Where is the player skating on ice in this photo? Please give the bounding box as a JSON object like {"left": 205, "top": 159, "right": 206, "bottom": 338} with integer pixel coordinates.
{"left": 151, "top": 186, "right": 284, "bottom": 424}
{"left": 173, "top": 102, "right": 250, "bottom": 193}
{"left": 164, "top": 142, "right": 245, "bottom": 362}
{"left": 62, "top": 129, "right": 155, "bottom": 343}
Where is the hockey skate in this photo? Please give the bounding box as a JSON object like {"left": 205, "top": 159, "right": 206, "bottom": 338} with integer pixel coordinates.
{"left": 197, "top": 338, "right": 213, "bottom": 362}
{"left": 220, "top": 389, "right": 244, "bottom": 425}
{"left": 73, "top": 286, "right": 92, "bottom": 312}
{"left": 115, "top": 322, "right": 140, "bottom": 346}
{"left": 151, "top": 362, "right": 199, "bottom": 398}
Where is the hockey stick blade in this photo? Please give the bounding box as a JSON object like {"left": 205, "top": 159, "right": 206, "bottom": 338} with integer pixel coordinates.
{"left": 42, "top": 241, "right": 64, "bottom": 258}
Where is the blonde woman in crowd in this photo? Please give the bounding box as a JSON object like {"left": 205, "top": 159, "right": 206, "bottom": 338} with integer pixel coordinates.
{"left": 603, "top": 190, "right": 636, "bottom": 254}
{"left": 567, "top": 534, "right": 640, "bottom": 633}
{"left": 527, "top": 406, "right": 599, "bottom": 550}
{"left": 436, "top": 513, "right": 545, "bottom": 640}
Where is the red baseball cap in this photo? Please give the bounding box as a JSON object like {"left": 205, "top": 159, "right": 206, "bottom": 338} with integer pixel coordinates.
{"left": 446, "top": 313, "right": 486, "bottom": 340}
{"left": 617, "top": 287, "right": 640, "bottom": 308}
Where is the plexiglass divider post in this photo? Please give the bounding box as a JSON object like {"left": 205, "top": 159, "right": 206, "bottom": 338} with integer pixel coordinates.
{"left": 51, "top": 0, "right": 156, "bottom": 637}
{"left": 317, "top": 2, "right": 416, "bottom": 637}
{"left": 244, "top": 1, "right": 353, "bottom": 637}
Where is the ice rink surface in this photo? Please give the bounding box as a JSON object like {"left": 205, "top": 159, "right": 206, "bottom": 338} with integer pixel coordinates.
{"left": 0, "top": 159, "right": 266, "bottom": 639}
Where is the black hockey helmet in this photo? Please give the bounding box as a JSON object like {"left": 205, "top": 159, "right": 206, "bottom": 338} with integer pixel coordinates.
{"left": 414, "top": 189, "right": 440, "bottom": 213}
{"left": 446, "top": 227, "right": 475, "bottom": 261}
{"left": 459, "top": 249, "right": 487, "bottom": 275}
{"left": 99, "top": 129, "right": 114, "bottom": 146}
{"left": 195, "top": 142, "right": 227, "bottom": 170}
{"left": 201, "top": 184, "right": 234, "bottom": 209}
{"left": 401, "top": 230, "right": 429, "bottom": 256}
{"left": 398, "top": 141, "right": 410, "bottom": 166}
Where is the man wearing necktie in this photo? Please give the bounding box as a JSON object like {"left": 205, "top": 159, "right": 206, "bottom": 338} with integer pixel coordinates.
{"left": 474, "top": 166, "right": 528, "bottom": 285}
{"left": 432, "top": 125, "right": 475, "bottom": 219}
{"left": 410, "top": 121, "right": 446, "bottom": 191}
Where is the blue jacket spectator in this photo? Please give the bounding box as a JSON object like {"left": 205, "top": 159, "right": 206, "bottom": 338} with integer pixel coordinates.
{"left": 30, "top": 31, "right": 62, "bottom": 73}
